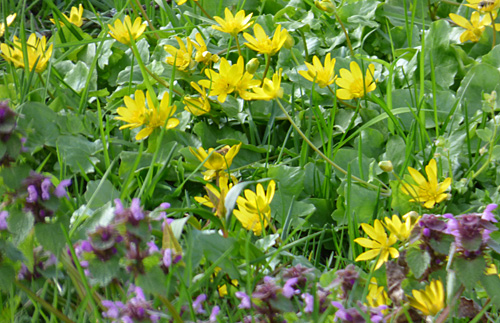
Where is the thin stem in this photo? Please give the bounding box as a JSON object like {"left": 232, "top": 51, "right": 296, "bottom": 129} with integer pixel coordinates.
{"left": 132, "top": 0, "right": 160, "bottom": 39}
{"left": 274, "top": 98, "right": 389, "bottom": 193}
{"left": 194, "top": 1, "right": 213, "bottom": 20}
{"left": 332, "top": 10, "right": 354, "bottom": 57}
{"left": 490, "top": 11, "right": 496, "bottom": 48}
{"left": 235, "top": 35, "right": 243, "bottom": 56}
{"left": 261, "top": 54, "right": 271, "bottom": 86}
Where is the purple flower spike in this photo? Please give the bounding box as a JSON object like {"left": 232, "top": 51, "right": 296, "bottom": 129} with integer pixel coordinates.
{"left": 130, "top": 198, "right": 144, "bottom": 221}
{"left": 163, "top": 249, "right": 172, "bottom": 268}
{"left": 210, "top": 305, "right": 220, "bottom": 322}
{"left": 235, "top": 291, "right": 252, "bottom": 309}
{"left": 114, "top": 199, "right": 124, "bottom": 215}
{"left": 282, "top": 277, "right": 299, "bottom": 298}
{"left": 102, "top": 300, "right": 124, "bottom": 319}
{"left": 483, "top": 204, "right": 498, "bottom": 222}
{"left": 0, "top": 211, "right": 9, "bottom": 230}
{"left": 147, "top": 241, "right": 159, "bottom": 254}
{"left": 26, "top": 185, "right": 38, "bottom": 203}
{"left": 193, "top": 294, "right": 207, "bottom": 314}
{"left": 41, "top": 178, "right": 52, "bottom": 200}
{"left": 302, "top": 293, "right": 314, "bottom": 313}
{"left": 54, "top": 179, "right": 71, "bottom": 198}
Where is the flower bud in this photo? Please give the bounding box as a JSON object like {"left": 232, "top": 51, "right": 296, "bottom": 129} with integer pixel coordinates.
{"left": 246, "top": 58, "right": 260, "bottom": 74}
{"left": 378, "top": 160, "right": 393, "bottom": 172}
{"left": 283, "top": 32, "right": 294, "bottom": 49}
{"left": 315, "top": 0, "right": 335, "bottom": 13}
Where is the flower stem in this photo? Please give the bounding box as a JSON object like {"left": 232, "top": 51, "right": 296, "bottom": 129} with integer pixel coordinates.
{"left": 235, "top": 35, "right": 243, "bottom": 56}
{"left": 274, "top": 98, "right": 389, "bottom": 193}
{"left": 261, "top": 54, "right": 271, "bottom": 86}
{"left": 332, "top": 10, "right": 354, "bottom": 57}
{"left": 132, "top": 0, "right": 160, "bottom": 40}
{"left": 490, "top": 11, "right": 497, "bottom": 49}
{"left": 194, "top": 1, "right": 214, "bottom": 20}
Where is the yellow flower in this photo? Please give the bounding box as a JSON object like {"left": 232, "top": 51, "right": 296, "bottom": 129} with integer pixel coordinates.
{"left": 299, "top": 53, "right": 337, "bottom": 88}
{"left": 0, "top": 33, "right": 53, "bottom": 73}
{"left": 195, "top": 176, "right": 237, "bottom": 218}
{"left": 315, "top": 0, "right": 336, "bottom": 12}
{"left": 138, "top": 93, "right": 179, "bottom": 140}
{"left": 401, "top": 159, "right": 452, "bottom": 209}
{"left": 486, "top": 263, "right": 500, "bottom": 278}
{"left": 192, "top": 33, "right": 219, "bottom": 65}
{"left": 249, "top": 69, "right": 284, "bottom": 101}
{"left": 199, "top": 56, "right": 259, "bottom": 103}
{"left": 213, "top": 267, "right": 239, "bottom": 297}
{"left": 189, "top": 143, "right": 242, "bottom": 181}
{"left": 366, "top": 278, "right": 390, "bottom": 311}
{"left": 383, "top": 212, "right": 420, "bottom": 242}
{"left": 164, "top": 36, "right": 194, "bottom": 71}
{"left": 108, "top": 15, "right": 146, "bottom": 46}
{"left": 449, "top": 12, "right": 492, "bottom": 43}
{"left": 234, "top": 180, "right": 276, "bottom": 236}
{"left": 115, "top": 90, "right": 179, "bottom": 140}
{"left": 212, "top": 8, "right": 253, "bottom": 37}
{"left": 183, "top": 82, "right": 211, "bottom": 116}
{"left": 243, "top": 24, "right": 288, "bottom": 56}
{"left": 0, "top": 13, "right": 16, "bottom": 37}
{"left": 354, "top": 219, "right": 399, "bottom": 270}
{"left": 465, "top": 0, "right": 500, "bottom": 12}
{"left": 336, "top": 62, "right": 376, "bottom": 100}
{"left": 50, "top": 4, "right": 84, "bottom": 27}
{"left": 407, "top": 280, "right": 445, "bottom": 316}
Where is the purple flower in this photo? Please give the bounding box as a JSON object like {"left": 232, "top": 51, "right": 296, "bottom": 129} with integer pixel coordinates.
{"left": 114, "top": 199, "right": 124, "bottom": 215}
{"left": 160, "top": 202, "right": 171, "bottom": 209}
{"left": 282, "top": 264, "right": 314, "bottom": 288}
{"left": 102, "top": 300, "right": 124, "bottom": 319}
{"left": 147, "top": 241, "right": 159, "bottom": 254}
{"left": 282, "top": 277, "right": 299, "bottom": 298}
{"left": 334, "top": 264, "right": 359, "bottom": 298}
{"left": 0, "top": 210, "right": 9, "bottom": 230}
{"left": 252, "top": 276, "right": 280, "bottom": 302}
{"left": 54, "top": 179, "right": 71, "bottom": 198}
{"left": 41, "top": 178, "right": 52, "bottom": 200}
{"left": 26, "top": 185, "right": 38, "bottom": 203}
{"left": 483, "top": 204, "right": 498, "bottom": 222}
{"left": 193, "top": 294, "right": 207, "bottom": 314}
{"left": 163, "top": 248, "right": 172, "bottom": 268}
{"left": 235, "top": 291, "right": 252, "bottom": 309}
{"left": 302, "top": 293, "right": 314, "bottom": 313}
{"left": 332, "top": 301, "right": 387, "bottom": 323}
{"left": 209, "top": 305, "right": 220, "bottom": 322}
{"left": 130, "top": 198, "right": 144, "bottom": 221}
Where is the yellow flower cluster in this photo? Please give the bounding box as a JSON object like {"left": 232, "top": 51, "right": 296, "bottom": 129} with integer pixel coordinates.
{"left": 449, "top": 0, "right": 500, "bottom": 43}
{"left": 401, "top": 159, "right": 452, "bottom": 209}
{"left": 354, "top": 212, "right": 420, "bottom": 270}
{"left": 0, "top": 33, "right": 53, "bottom": 73}
{"left": 115, "top": 90, "right": 179, "bottom": 140}
{"left": 50, "top": 4, "right": 84, "bottom": 27}
{"left": 0, "top": 13, "right": 16, "bottom": 37}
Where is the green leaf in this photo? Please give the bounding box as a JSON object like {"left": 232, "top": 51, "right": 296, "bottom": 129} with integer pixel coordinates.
{"left": 7, "top": 209, "right": 34, "bottom": 246}
{"left": 35, "top": 223, "right": 66, "bottom": 256}
{"left": 0, "top": 240, "right": 26, "bottom": 262}
{"left": 480, "top": 274, "right": 500, "bottom": 307}
{"left": 267, "top": 165, "right": 305, "bottom": 196}
{"left": 476, "top": 128, "right": 493, "bottom": 142}
{"left": 56, "top": 135, "right": 102, "bottom": 174}
{"left": 84, "top": 180, "right": 120, "bottom": 209}
{"left": 406, "top": 247, "right": 431, "bottom": 279}
{"left": 136, "top": 266, "right": 166, "bottom": 296}
{"left": 64, "top": 61, "right": 96, "bottom": 93}
{"left": 17, "top": 102, "right": 60, "bottom": 148}
{"left": 453, "top": 256, "right": 486, "bottom": 290}
{"left": 193, "top": 122, "right": 247, "bottom": 148}
{"left": 457, "top": 63, "right": 500, "bottom": 118}
{"left": 0, "top": 265, "right": 15, "bottom": 291}
{"left": 88, "top": 257, "right": 120, "bottom": 286}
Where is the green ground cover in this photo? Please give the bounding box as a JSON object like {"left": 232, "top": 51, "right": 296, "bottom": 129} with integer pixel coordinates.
{"left": 1, "top": 0, "right": 500, "bottom": 321}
